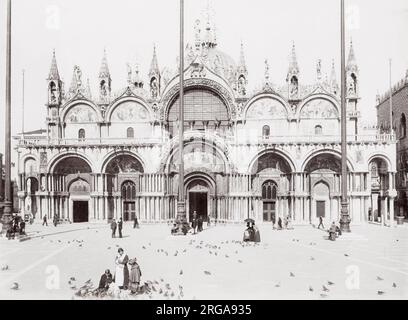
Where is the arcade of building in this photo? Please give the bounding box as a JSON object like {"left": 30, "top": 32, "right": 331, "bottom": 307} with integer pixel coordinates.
{"left": 16, "top": 18, "right": 397, "bottom": 226}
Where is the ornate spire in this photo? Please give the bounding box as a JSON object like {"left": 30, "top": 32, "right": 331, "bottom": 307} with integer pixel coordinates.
{"left": 287, "top": 41, "right": 299, "bottom": 81}
{"left": 316, "top": 59, "right": 323, "bottom": 82}
{"left": 202, "top": 0, "right": 217, "bottom": 48}
{"left": 48, "top": 49, "right": 60, "bottom": 80}
{"left": 85, "top": 78, "right": 92, "bottom": 99}
{"left": 330, "top": 60, "right": 339, "bottom": 94}
{"left": 133, "top": 62, "right": 143, "bottom": 88}
{"left": 237, "top": 41, "right": 247, "bottom": 75}
{"left": 346, "top": 39, "right": 358, "bottom": 73}
{"left": 347, "top": 39, "right": 356, "bottom": 66}
{"left": 263, "top": 59, "right": 273, "bottom": 91}
{"left": 149, "top": 44, "right": 160, "bottom": 78}
{"left": 99, "top": 49, "right": 111, "bottom": 79}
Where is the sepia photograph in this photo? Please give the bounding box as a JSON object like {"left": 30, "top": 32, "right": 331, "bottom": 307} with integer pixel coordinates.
{"left": 0, "top": 0, "right": 407, "bottom": 308}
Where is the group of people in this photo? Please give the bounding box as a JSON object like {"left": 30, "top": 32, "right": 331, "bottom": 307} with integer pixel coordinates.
{"left": 243, "top": 221, "right": 261, "bottom": 243}
{"left": 42, "top": 214, "right": 59, "bottom": 227}
{"left": 272, "top": 216, "right": 293, "bottom": 231}
{"left": 97, "top": 248, "right": 142, "bottom": 295}
{"left": 5, "top": 215, "right": 26, "bottom": 239}
{"left": 318, "top": 217, "right": 342, "bottom": 241}
{"left": 191, "top": 211, "right": 205, "bottom": 234}
{"left": 110, "top": 216, "right": 140, "bottom": 238}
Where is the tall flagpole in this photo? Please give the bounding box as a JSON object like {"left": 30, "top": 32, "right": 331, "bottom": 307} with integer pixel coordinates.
{"left": 340, "top": 0, "right": 351, "bottom": 232}
{"left": 22, "top": 69, "right": 25, "bottom": 140}
{"left": 389, "top": 59, "right": 393, "bottom": 133}
{"left": 2, "top": 0, "right": 13, "bottom": 227}
{"left": 175, "top": 0, "right": 187, "bottom": 234}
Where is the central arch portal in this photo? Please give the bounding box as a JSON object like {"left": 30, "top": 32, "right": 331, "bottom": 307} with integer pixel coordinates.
{"left": 185, "top": 173, "right": 215, "bottom": 223}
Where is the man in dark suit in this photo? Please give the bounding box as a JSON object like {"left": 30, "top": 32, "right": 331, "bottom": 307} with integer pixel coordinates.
{"left": 118, "top": 217, "right": 123, "bottom": 238}
{"left": 111, "top": 219, "right": 117, "bottom": 238}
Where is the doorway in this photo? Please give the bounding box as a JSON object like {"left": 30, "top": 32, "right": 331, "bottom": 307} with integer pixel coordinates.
{"left": 189, "top": 192, "right": 208, "bottom": 222}
{"left": 124, "top": 202, "right": 136, "bottom": 221}
{"left": 316, "top": 201, "right": 326, "bottom": 218}
{"left": 73, "top": 201, "right": 89, "bottom": 223}
{"left": 262, "top": 181, "right": 277, "bottom": 223}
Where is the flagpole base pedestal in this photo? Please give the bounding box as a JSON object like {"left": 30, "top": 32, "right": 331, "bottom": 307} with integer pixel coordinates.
{"left": 1, "top": 202, "right": 13, "bottom": 236}
{"left": 171, "top": 201, "right": 190, "bottom": 236}
{"left": 340, "top": 201, "right": 351, "bottom": 233}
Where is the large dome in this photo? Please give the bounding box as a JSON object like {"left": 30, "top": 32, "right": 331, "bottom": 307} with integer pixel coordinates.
{"left": 203, "top": 47, "right": 237, "bottom": 81}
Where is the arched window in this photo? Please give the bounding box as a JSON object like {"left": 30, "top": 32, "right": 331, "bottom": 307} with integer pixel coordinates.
{"left": 315, "top": 125, "right": 323, "bottom": 135}
{"left": 78, "top": 129, "right": 86, "bottom": 140}
{"left": 121, "top": 181, "right": 136, "bottom": 201}
{"left": 262, "top": 125, "right": 270, "bottom": 138}
{"left": 127, "top": 127, "right": 134, "bottom": 139}
{"left": 401, "top": 113, "right": 406, "bottom": 139}
{"left": 262, "top": 181, "right": 277, "bottom": 201}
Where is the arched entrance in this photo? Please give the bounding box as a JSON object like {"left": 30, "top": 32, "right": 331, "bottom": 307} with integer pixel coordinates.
{"left": 26, "top": 177, "right": 39, "bottom": 218}
{"left": 369, "top": 157, "right": 390, "bottom": 223}
{"left": 312, "top": 181, "right": 330, "bottom": 221}
{"left": 69, "top": 179, "right": 91, "bottom": 223}
{"left": 53, "top": 156, "right": 93, "bottom": 223}
{"left": 262, "top": 181, "right": 277, "bottom": 223}
{"left": 185, "top": 174, "right": 214, "bottom": 223}
{"left": 122, "top": 180, "right": 136, "bottom": 221}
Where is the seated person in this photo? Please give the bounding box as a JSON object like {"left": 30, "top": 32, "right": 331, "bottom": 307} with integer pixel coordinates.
{"left": 328, "top": 222, "right": 337, "bottom": 241}
{"left": 98, "top": 269, "right": 113, "bottom": 292}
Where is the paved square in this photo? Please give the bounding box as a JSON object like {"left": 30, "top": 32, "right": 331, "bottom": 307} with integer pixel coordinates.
{"left": 1, "top": 223, "right": 407, "bottom": 300}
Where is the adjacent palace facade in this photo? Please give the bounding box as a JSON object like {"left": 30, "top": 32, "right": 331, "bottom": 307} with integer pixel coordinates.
{"left": 16, "top": 19, "right": 397, "bottom": 226}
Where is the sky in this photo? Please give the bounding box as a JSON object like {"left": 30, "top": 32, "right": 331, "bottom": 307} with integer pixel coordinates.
{"left": 0, "top": 0, "right": 407, "bottom": 156}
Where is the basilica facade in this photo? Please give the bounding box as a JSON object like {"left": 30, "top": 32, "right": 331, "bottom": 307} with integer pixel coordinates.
{"left": 16, "top": 19, "right": 397, "bottom": 226}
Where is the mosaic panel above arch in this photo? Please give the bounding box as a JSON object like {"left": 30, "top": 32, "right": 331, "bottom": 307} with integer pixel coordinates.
{"left": 110, "top": 101, "right": 149, "bottom": 122}
{"left": 300, "top": 99, "right": 339, "bottom": 119}
{"left": 246, "top": 98, "right": 287, "bottom": 119}
{"left": 65, "top": 104, "right": 97, "bottom": 123}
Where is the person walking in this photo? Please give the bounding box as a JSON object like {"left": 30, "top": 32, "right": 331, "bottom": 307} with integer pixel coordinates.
{"left": 317, "top": 216, "right": 324, "bottom": 230}
{"left": 198, "top": 216, "right": 203, "bottom": 232}
{"left": 128, "top": 258, "right": 142, "bottom": 294}
{"left": 42, "top": 215, "right": 48, "bottom": 226}
{"left": 53, "top": 214, "right": 58, "bottom": 227}
{"left": 192, "top": 211, "right": 198, "bottom": 234}
{"left": 111, "top": 219, "right": 117, "bottom": 238}
{"left": 133, "top": 215, "right": 139, "bottom": 229}
{"left": 118, "top": 217, "right": 123, "bottom": 238}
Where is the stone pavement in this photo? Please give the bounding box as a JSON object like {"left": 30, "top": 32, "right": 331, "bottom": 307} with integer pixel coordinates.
{"left": 0, "top": 222, "right": 407, "bottom": 300}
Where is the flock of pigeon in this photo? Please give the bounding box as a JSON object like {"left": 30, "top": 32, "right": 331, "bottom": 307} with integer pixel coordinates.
{"left": 0, "top": 228, "right": 402, "bottom": 299}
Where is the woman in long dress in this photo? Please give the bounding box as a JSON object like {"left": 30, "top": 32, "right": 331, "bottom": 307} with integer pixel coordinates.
{"left": 128, "top": 258, "right": 142, "bottom": 294}
{"left": 114, "top": 248, "right": 129, "bottom": 290}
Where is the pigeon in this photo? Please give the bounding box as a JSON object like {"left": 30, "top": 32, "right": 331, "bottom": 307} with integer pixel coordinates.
{"left": 171, "top": 291, "right": 175, "bottom": 297}
{"left": 165, "top": 283, "right": 171, "bottom": 290}
{"left": 215, "top": 252, "right": 218, "bottom": 256}
{"left": 274, "top": 282, "right": 281, "bottom": 288}
{"left": 107, "top": 247, "right": 111, "bottom": 250}
{"left": 142, "top": 246, "right": 146, "bottom": 250}
{"left": 322, "top": 285, "right": 329, "bottom": 292}
{"left": 159, "top": 288, "right": 163, "bottom": 294}
{"left": 160, "top": 278, "right": 164, "bottom": 282}
{"left": 309, "top": 286, "right": 314, "bottom": 292}
{"left": 344, "top": 254, "right": 349, "bottom": 257}
{"left": 70, "top": 277, "right": 76, "bottom": 281}
{"left": 164, "top": 291, "right": 169, "bottom": 297}
{"left": 183, "top": 249, "right": 187, "bottom": 253}
{"left": 377, "top": 291, "right": 385, "bottom": 295}
{"left": 310, "top": 257, "right": 315, "bottom": 261}
{"left": 179, "top": 270, "right": 183, "bottom": 275}
{"left": 179, "top": 285, "right": 183, "bottom": 291}
{"left": 225, "top": 255, "right": 229, "bottom": 258}
{"left": 238, "top": 260, "right": 243, "bottom": 263}
{"left": 290, "top": 272, "right": 295, "bottom": 277}
{"left": 11, "top": 282, "right": 19, "bottom": 290}
{"left": 174, "top": 251, "right": 178, "bottom": 256}
{"left": 376, "top": 276, "right": 384, "bottom": 281}
{"left": 209, "top": 251, "right": 213, "bottom": 255}
{"left": 204, "top": 271, "right": 212, "bottom": 275}
{"left": 320, "top": 293, "right": 328, "bottom": 298}
{"left": 392, "top": 283, "right": 397, "bottom": 288}
{"left": 327, "top": 281, "right": 335, "bottom": 286}
{"left": 152, "top": 286, "right": 157, "bottom": 292}
{"left": 149, "top": 243, "right": 151, "bottom": 246}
